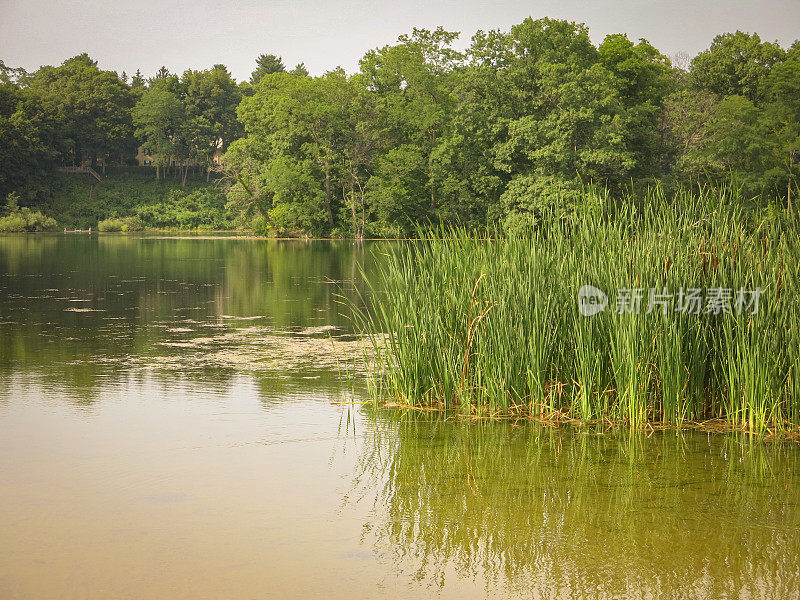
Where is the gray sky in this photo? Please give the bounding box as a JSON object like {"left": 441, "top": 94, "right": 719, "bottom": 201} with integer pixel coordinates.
{"left": 2, "top": 0, "right": 799, "bottom": 81}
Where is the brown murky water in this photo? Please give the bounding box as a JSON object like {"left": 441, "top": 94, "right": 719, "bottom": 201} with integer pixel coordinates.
{"left": 1, "top": 235, "right": 799, "bottom": 599}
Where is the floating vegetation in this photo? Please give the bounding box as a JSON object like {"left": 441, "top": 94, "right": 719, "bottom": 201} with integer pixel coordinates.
{"left": 150, "top": 325, "right": 374, "bottom": 376}
{"left": 355, "top": 187, "right": 800, "bottom": 436}
{"left": 219, "top": 315, "right": 268, "bottom": 320}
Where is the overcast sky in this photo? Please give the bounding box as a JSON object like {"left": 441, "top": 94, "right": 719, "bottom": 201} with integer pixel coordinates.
{"left": 2, "top": 0, "right": 799, "bottom": 81}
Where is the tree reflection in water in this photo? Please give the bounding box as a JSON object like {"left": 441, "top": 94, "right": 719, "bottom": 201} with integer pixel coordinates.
{"left": 353, "top": 410, "right": 800, "bottom": 599}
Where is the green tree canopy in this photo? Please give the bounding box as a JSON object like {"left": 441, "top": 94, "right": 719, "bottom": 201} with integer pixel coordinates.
{"left": 181, "top": 65, "right": 242, "bottom": 171}
{"left": 691, "top": 32, "right": 785, "bottom": 103}
{"left": 132, "top": 84, "right": 187, "bottom": 178}
{"left": 23, "top": 54, "right": 136, "bottom": 165}
{"left": 250, "top": 54, "right": 286, "bottom": 84}
{"left": 0, "top": 77, "right": 54, "bottom": 198}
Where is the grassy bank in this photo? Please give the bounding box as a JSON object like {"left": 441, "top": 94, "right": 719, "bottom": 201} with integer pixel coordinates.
{"left": 357, "top": 187, "right": 800, "bottom": 435}
{"left": 35, "top": 167, "right": 233, "bottom": 230}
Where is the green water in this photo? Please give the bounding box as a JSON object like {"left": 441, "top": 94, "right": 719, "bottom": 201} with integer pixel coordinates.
{"left": 1, "top": 234, "right": 798, "bottom": 599}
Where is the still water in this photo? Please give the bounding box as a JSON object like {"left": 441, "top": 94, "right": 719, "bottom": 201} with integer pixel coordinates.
{"left": 1, "top": 235, "right": 799, "bottom": 600}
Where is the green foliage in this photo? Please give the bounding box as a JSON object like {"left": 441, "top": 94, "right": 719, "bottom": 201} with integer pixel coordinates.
{"left": 23, "top": 54, "right": 136, "bottom": 165}
{"left": 39, "top": 168, "right": 230, "bottom": 230}
{"left": 0, "top": 59, "right": 27, "bottom": 84}
{"left": 0, "top": 193, "right": 58, "bottom": 231}
{"left": 658, "top": 89, "right": 718, "bottom": 179}
{"left": 700, "top": 96, "right": 775, "bottom": 193}
{"left": 289, "top": 63, "right": 309, "bottom": 77}
{"left": 250, "top": 54, "right": 286, "bottom": 85}
{"left": 0, "top": 78, "right": 54, "bottom": 198}
{"left": 5, "top": 20, "right": 800, "bottom": 236}
{"left": 598, "top": 34, "right": 674, "bottom": 106}
{"left": 181, "top": 65, "right": 242, "bottom": 162}
{"left": 226, "top": 69, "right": 365, "bottom": 235}
{"left": 97, "top": 215, "right": 143, "bottom": 232}
{"left": 356, "top": 187, "right": 800, "bottom": 433}
{"left": 499, "top": 175, "right": 585, "bottom": 225}
{"left": 367, "top": 146, "right": 430, "bottom": 236}
{"left": 257, "top": 156, "right": 327, "bottom": 235}
{"left": 250, "top": 214, "right": 271, "bottom": 236}
{"left": 691, "top": 32, "right": 785, "bottom": 103}
{"left": 133, "top": 188, "right": 231, "bottom": 230}
{"left": 131, "top": 65, "right": 241, "bottom": 181}
{"left": 132, "top": 85, "right": 187, "bottom": 169}
{"left": 227, "top": 18, "right": 800, "bottom": 237}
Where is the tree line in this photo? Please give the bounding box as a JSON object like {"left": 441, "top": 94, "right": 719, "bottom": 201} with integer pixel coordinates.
{"left": 2, "top": 18, "right": 799, "bottom": 236}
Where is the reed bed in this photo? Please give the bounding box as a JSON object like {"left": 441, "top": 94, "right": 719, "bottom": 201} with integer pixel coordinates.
{"left": 354, "top": 186, "right": 800, "bottom": 434}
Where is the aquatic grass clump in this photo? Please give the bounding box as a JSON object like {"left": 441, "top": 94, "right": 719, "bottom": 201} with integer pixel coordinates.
{"left": 357, "top": 186, "right": 800, "bottom": 434}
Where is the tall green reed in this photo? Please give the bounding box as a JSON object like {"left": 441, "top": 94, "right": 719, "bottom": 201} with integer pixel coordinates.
{"left": 356, "top": 186, "right": 800, "bottom": 433}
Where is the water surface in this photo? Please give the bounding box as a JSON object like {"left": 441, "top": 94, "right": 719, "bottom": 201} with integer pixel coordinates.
{"left": 1, "top": 235, "right": 798, "bottom": 599}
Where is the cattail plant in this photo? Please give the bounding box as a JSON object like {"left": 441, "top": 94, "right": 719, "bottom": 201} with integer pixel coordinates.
{"left": 354, "top": 185, "right": 800, "bottom": 435}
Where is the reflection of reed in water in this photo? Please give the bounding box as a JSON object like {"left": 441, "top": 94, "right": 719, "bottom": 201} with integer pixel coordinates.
{"left": 355, "top": 411, "right": 800, "bottom": 599}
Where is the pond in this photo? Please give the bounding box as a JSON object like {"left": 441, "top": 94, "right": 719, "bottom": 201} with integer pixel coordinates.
{"left": 1, "top": 234, "right": 798, "bottom": 599}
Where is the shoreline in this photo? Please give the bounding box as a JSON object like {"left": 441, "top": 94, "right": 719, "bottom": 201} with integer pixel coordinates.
{"left": 363, "top": 400, "right": 800, "bottom": 442}
{"left": 0, "top": 230, "right": 421, "bottom": 240}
